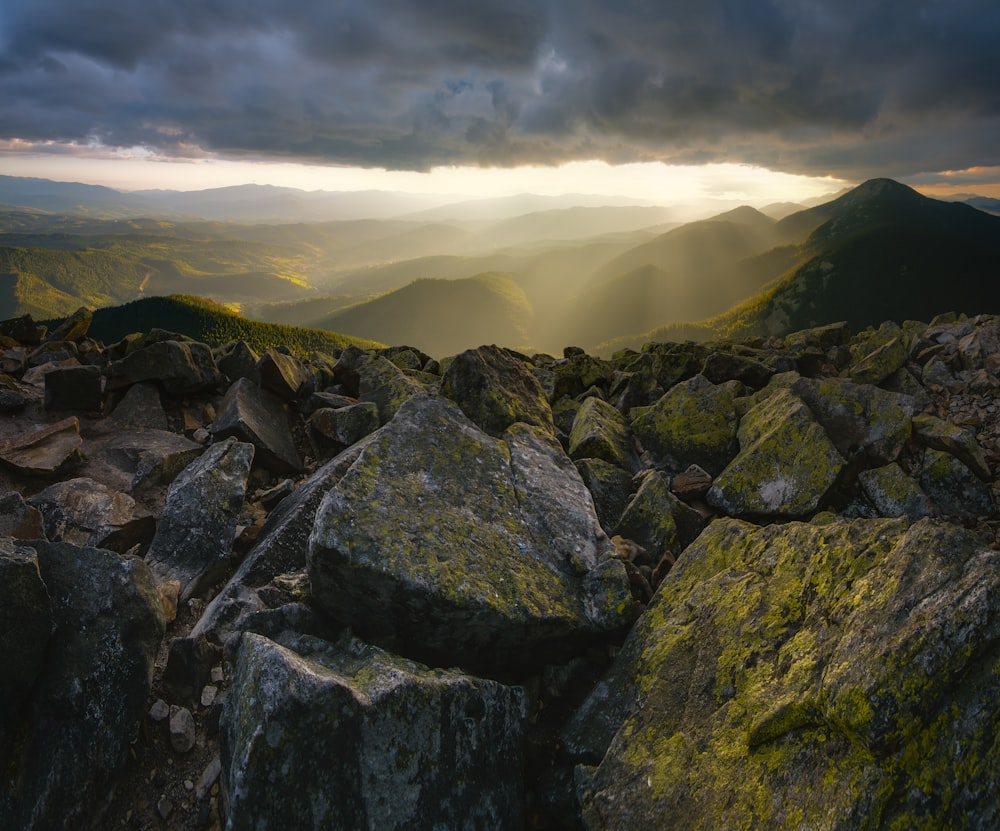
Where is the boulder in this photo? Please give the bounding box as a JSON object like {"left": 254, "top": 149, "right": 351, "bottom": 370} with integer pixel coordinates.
{"left": 576, "top": 517, "right": 1000, "bottom": 831}
{"left": 631, "top": 375, "right": 741, "bottom": 476}
{"left": 0, "top": 540, "right": 164, "bottom": 831}
{"left": 0, "top": 314, "right": 44, "bottom": 345}
{"left": 106, "top": 339, "right": 224, "bottom": 396}
{"left": 43, "top": 364, "right": 102, "bottom": 412}
{"left": 859, "top": 463, "right": 935, "bottom": 521}
{"left": 849, "top": 331, "right": 909, "bottom": 385}
{"left": 221, "top": 632, "right": 527, "bottom": 831}
{"left": 258, "top": 349, "right": 310, "bottom": 401}
{"left": 308, "top": 401, "right": 380, "bottom": 448}
{"left": 335, "top": 348, "right": 425, "bottom": 425}
{"left": 0, "top": 416, "right": 83, "bottom": 475}
{"left": 145, "top": 437, "right": 254, "bottom": 601}
{"left": 189, "top": 439, "right": 373, "bottom": 652}
{"left": 440, "top": 345, "right": 555, "bottom": 438}
{"left": 912, "top": 412, "right": 991, "bottom": 480}
{"left": 612, "top": 471, "right": 705, "bottom": 560}
{"left": 210, "top": 376, "right": 302, "bottom": 473}
{"left": 789, "top": 375, "right": 917, "bottom": 463}
{"left": 26, "top": 478, "right": 140, "bottom": 548}
{"left": 575, "top": 458, "right": 634, "bottom": 534}
{"left": 100, "top": 382, "right": 169, "bottom": 432}
{"left": 308, "top": 394, "right": 633, "bottom": 666}
{"left": 44, "top": 307, "right": 93, "bottom": 343}
{"left": 0, "top": 539, "right": 52, "bottom": 758}
{"left": 215, "top": 339, "right": 261, "bottom": 384}
{"left": 708, "top": 388, "right": 845, "bottom": 518}
{"left": 94, "top": 429, "right": 203, "bottom": 490}
{"left": 918, "top": 448, "right": 996, "bottom": 521}
{"left": 568, "top": 397, "right": 639, "bottom": 472}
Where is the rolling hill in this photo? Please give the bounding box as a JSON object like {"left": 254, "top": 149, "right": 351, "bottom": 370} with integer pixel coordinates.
{"left": 315, "top": 273, "right": 534, "bottom": 357}
{"left": 87, "top": 295, "right": 383, "bottom": 356}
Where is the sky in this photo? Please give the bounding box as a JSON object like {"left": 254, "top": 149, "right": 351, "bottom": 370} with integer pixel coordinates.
{"left": 1, "top": 0, "right": 998, "bottom": 202}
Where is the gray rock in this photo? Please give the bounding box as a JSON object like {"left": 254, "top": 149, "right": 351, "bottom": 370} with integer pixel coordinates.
{"left": 258, "top": 349, "right": 310, "bottom": 401}
{"left": 440, "top": 345, "right": 555, "bottom": 437}
{"left": 210, "top": 376, "right": 303, "bottom": 473}
{"left": 307, "top": 394, "right": 633, "bottom": 665}
{"left": 575, "top": 458, "right": 634, "bottom": 534}
{"left": 215, "top": 340, "right": 261, "bottom": 384}
{"left": 169, "top": 706, "right": 196, "bottom": 754}
{"left": 919, "top": 448, "right": 996, "bottom": 521}
{"left": 190, "top": 440, "right": 372, "bottom": 651}
{"left": 44, "top": 307, "right": 93, "bottom": 343}
{"left": 308, "top": 401, "right": 380, "bottom": 448}
{"left": 0, "top": 539, "right": 53, "bottom": 757}
{"left": 790, "top": 374, "right": 917, "bottom": 463}
{"left": 576, "top": 517, "right": 1000, "bottom": 831}
{"left": 94, "top": 429, "right": 203, "bottom": 490}
{"left": 568, "top": 396, "right": 639, "bottom": 472}
{"left": 859, "top": 463, "right": 935, "bottom": 521}
{"left": 145, "top": 437, "right": 254, "bottom": 601}
{"left": 0, "top": 540, "right": 164, "bottom": 831}
{"left": 708, "top": 387, "right": 845, "bottom": 518}
{"left": 631, "top": 375, "right": 741, "bottom": 476}
{"left": 43, "top": 365, "right": 102, "bottom": 412}
{"left": 912, "top": 413, "right": 991, "bottom": 480}
{"left": 612, "top": 471, "right": 705, "bottom": 559}
{"left": 101, "top": 382, "right": 169, "bottom": 432}
{"left": 107, "top": 339, "right": 224, "bottom": 395}
{"left": 221, "top": 632, "right": 527, "bottom": 831}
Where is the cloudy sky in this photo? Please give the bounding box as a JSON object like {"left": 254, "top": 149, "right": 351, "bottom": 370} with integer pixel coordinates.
{"left": 1, "top": 0, "right": 998, "bottom": 200}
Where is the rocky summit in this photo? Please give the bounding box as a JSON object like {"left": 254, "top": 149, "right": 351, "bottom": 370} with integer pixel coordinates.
{"left": 1, "top": 310, "right": 999, "bottom": 830}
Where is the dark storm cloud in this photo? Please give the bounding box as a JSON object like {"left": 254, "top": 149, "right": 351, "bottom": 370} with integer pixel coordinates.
{"left": 1, "top": 0, "right": 998, "bottom": 179}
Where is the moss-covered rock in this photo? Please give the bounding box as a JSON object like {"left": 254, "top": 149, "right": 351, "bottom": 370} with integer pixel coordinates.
{"left": 849, "top": 327, "right": 910, "bottom": 385}
{"left": 612, "top": 471, "right": 705, "bottom": 559}
{"left": 221, "top": 631, "right": 527, "bottom": 830}
{"left": 575, "top": 458, "right": 634, "bottom": 534}
{"left": 858, "top": 463, "right": 934, "bottom": 521}
{"left": 307, "top": 394, "right": 633, "bottom": 666}
{"left": 912, "top": 413, "right": 991, "bottom": 480}
{"left": 334, "top": 348, "right": 426, "bottom": 426}
{"left": 918, "top": 448, "right": 996, "bottom": 521}
{"left": 631, "top": 374, "right": 741, "bottom": 476}
{"left": 576, "top": 517, "right": 1000, "bottom": 831}
{"left": 440, "top": 344, "right": 554, "bottom": 438}
{"left": 106, "top": 338, "right": 224, "bottom": 395}
{"left": 708, "top": 388, "right": 845, "bottom": 518}
{"left": 790, "top": 375, "right": 917, "bottom": 463}
{"left": 568, "top": 397, "right": 639, "bottom": 472}
{"left": 308, "top": 401, "right": 380, "bottom": 449}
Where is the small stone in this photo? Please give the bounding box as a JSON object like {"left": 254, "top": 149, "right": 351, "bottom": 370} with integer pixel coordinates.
{"left": 201, "top": 685, "right": 218, "bottom": 707}
{"left": 193, "top": 428, "right": 211, "bottom": 445}
{"left": 149, "top": 699, "right": 170, "bottom": 722}
{"left": 185, "top": 780, "right": 195, "bottom": 792}
{"left": 169, "top": 705, "right": 196, "bottom": 753}
{"left": 671, "top": 464, "right": 713, "bottom": 499}
{"left": 197, "top": 757, "right": 223, "bottom": 800}
{"left": 210, "top": 666, "right": 224, "bottom": 684}
{"left": 157, "top": 796, "right": 174, "bottom": 820}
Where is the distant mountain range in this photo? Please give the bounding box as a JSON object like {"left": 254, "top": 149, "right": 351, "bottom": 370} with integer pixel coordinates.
{"left": 3, "top": 175, "right": 999, "bottom": 357}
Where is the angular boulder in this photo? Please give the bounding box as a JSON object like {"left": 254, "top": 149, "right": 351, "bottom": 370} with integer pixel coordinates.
{"left": 0, "top": 416, "right": 83, "bottom": 475}
{"left": 221, "top": 632, "right": 527, "bottom": 830}
{"left": 145, "top": 437, "right": 254, "bottom": 601}
{"left": 0, "top": 541, "right": 164, "bottom": 831}
{"left": 576, "top": 517, "right": 1000, "bottom": 831}
{"left": 631, "top": 375, "right": 741, "bottom": 476}
{"left": 708, "top": 388, "right": 845, "bottom": 518}
{"left": 308, "top": 394, "right": 633, "bottom": 665}
{"left": 43, "top": 364, "right": 102, "bottom": 412}
{"left": 308, "top": 401, "right": 380, "bottom": 449}
{"left": 0, "top": 491, "right": 45, "bottom": 539}
{"left": 0, "top": 539, "right": 52, "bottom": 758}
{"left": 612, "top": 471, "right": 705, "bottom": 560}
{"left": 26, "top": 478, "right": 140, "bottom": 549}
{"left": 568, "top": 396, "right": 638, "bottom": 472}
{"left": 210, "top": 376, "right": 302, "bottom": 473}
{"left": 106, "top": 339, "right": 224, "bottom": 395}
{"left": 440, "top": 345, "right": 555, "bottom": 437}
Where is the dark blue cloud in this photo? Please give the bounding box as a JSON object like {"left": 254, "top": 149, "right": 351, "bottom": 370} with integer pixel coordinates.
{"left": 0, "top": 0, "right": 997, "bottom": 179}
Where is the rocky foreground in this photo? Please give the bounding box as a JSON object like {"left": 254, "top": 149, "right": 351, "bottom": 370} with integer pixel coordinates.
{"left": 1, "top": 308, "right": 999, "bottom": 830}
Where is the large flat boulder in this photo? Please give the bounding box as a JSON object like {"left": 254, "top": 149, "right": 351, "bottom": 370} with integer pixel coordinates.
{"left": 308, "top": 394, "right": 633, "bottom": 665}
{"left": 574, "top": 517, "right": 1000, "bottom": 830}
